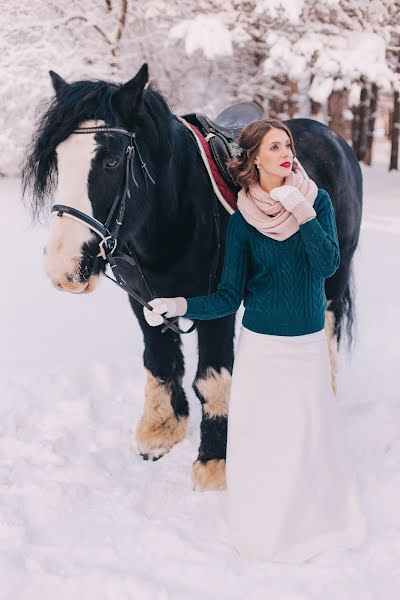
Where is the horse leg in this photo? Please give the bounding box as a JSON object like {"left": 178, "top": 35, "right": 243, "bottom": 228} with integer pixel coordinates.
{"left": 192, "top": 315, "right": 235, "bottom": 491}
{"left": 325, "top": 260, "right": 356, "bottom": 397}
{"left": 131, "top": 301, "right": 189, "bottom": 461}
{"left": 325, "top": 304, "right": 339, "bottom": 396}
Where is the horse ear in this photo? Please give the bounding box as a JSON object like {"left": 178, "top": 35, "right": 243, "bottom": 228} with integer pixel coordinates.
{"left": 49, "top": 70, "right": 67, "bottom": 96}
{"left": 111, "top": 63, "right": 149, "bottom": 130}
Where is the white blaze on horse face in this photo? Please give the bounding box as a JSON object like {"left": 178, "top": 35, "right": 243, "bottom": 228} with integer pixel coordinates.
{"left": 45, "top": 120, "right": 103, "bottom": 293}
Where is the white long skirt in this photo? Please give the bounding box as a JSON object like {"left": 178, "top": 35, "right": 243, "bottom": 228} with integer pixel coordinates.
{"left": 226, "top": 326, "right": 367, "bottom": 564}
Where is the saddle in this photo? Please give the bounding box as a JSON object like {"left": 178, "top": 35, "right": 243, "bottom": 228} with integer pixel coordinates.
{"left": 181, "top": 101, "right": 264, "bottom": 193}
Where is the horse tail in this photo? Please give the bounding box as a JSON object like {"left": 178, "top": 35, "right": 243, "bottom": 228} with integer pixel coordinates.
{"left": 329, "top": 264, "right": 356, "bottom": 350}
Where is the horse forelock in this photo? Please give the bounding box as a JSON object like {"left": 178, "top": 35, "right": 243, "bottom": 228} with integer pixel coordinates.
{"left": 22, "top": 79, "right": 174, "bottom": 221}
{"left": 22, "top": 81, "right": 115, "bottom": 220}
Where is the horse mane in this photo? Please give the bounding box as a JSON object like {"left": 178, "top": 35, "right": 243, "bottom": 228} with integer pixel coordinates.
{"left": 22, "top": 78, "right": 173, "bottom": 220}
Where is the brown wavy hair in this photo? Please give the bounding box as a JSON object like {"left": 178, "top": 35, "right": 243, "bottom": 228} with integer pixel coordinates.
{"left": 227, "top": 118, "right": 296, "bottom": 189}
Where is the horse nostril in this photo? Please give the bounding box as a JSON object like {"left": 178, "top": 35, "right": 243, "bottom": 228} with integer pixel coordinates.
{"left": 65, "top": 273, "right": 74, "bottom": 282}
{"left": 43, "top": 247, "right": 47, "bottom": 255}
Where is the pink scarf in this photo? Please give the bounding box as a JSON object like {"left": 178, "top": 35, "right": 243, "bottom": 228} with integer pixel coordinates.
{"left": 237, "top": 171, "right": 318, "bottom": 241}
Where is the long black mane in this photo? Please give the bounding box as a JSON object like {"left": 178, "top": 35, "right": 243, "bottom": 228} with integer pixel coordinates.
{"left": 22, "top": 80, "right": 173, "bottom": 219}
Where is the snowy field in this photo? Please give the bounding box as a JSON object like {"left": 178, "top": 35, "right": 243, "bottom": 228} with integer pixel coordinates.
{"left": 1, "top": 150, "right": 399, "bottom": 599}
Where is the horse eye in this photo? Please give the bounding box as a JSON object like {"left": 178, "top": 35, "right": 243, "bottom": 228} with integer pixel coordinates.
{"left": 104, "top": 158, "right": 119, "bottom": 169}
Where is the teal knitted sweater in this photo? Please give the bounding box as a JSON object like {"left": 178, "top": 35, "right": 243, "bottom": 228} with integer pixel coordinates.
{"left": 185, "top": 189, "right": 340, "bottom": 336}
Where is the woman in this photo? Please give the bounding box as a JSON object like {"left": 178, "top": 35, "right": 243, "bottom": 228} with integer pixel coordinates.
{"left": 143, "top": 118, "right": 367, "bottom": 563}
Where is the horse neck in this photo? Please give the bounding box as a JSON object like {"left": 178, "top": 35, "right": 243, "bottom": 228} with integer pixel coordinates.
{"left": 122, "top": 118, "right": 216, "bottom": 262}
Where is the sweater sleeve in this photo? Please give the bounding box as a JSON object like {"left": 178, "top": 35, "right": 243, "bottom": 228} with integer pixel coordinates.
{"left": 184, "top": 213, "right": 249, "bottom": 320}
{"left": 298, "top": 189, "right": 340, "bottom": 278}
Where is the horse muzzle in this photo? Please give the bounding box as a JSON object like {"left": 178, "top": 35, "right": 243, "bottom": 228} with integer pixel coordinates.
{"left": 51, "top": 274, "right": 98, "bottom": 294}
{"left": 44, "top": 250, "right": 98, "bottom": 294}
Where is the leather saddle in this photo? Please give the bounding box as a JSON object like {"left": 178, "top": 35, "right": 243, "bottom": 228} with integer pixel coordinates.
{"left": 181, "top": 101, "right": 264, "bottom": 192}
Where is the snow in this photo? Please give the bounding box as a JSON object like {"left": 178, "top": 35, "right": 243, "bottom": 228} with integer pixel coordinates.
{"left": 169, "top": 14, "right": 233, "bottom": 60}
{"left": 264, "top": 31, "right": 396, "bottom": 105}
{"left": 1, "top": 139, "right": 399, "bottom": 597}
{"left": 255, "top": 0, "right": 306, "bottom": 22}
{"left": 1, "top": 2, "right": 399, "bottom": 176}
{"left": 309, "top": 77, "right": 335, "bottom": 106}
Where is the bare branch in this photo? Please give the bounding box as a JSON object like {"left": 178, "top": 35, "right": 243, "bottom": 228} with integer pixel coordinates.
{"left": 93, "top": 24, "right": 113, "bottom": 46}
{"left": 110, "top": 0, "right": 128, "bottom": 61}
{"left": 64, "top": 15, "right": 113, "bottom": 46}
{"left": 65, "top": 15, "right": 87, "bottom": 25}
{"left": 115, "top": 0, "right": 128, "bottom": 44}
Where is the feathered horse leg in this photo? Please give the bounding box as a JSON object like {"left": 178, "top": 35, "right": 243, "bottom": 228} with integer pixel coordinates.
{"left": 132, "top": 301, "right": 189, "bottom": 460}
{"left": 192, "top": 315, "right": 235, "bottom": 491}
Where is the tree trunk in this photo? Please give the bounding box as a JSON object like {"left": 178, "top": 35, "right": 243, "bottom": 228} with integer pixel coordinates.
{"left": 287, "top": 79, "right": 299, "bottom": 118}
{"left": 364, "top": 83, "right": 378, "bottom": 166}
{"left": 328, "top": 89, "right": 351, "bottom": 141}
{"left": 310, "top": 98, "right": 322, "bottom": 116}
{"left": 356, "top": 83, "right": 369, "bottom": 161}
{"left": 389, "top": 89, "right": 400, "bottom": 171}
{"left": 386, "top": 107, "right": 392, "bottom": 139}
{"left": 351, "top": 103, "right": 360, "bottom": 155}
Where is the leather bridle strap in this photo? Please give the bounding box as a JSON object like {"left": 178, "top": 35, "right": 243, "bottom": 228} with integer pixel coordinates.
{"left": 51, "top": 204, "right": 117, "bottom": 254}
{"left": 73, "top": 126, "right": 136, "bottom": 138}
{"left": 50, "top": 124, "right": 197, "bottom": 335}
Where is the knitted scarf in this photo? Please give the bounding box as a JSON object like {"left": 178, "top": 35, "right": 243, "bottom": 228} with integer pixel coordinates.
{"left": 237, "top": 171, "right": 318, "bottom": 241}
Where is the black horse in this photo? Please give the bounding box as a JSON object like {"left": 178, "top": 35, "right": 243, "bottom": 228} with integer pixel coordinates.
{"left": 23, "top": 64, "right": 362, "bottom": 491}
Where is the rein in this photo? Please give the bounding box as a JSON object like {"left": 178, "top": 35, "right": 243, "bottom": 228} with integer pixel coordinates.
{"left": 51, "top": 124, "right": 219, "bottom": 335}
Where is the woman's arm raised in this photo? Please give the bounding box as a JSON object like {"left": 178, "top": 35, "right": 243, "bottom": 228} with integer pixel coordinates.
{"left": 298, "top": 189, "right": 340, "bottom": 278}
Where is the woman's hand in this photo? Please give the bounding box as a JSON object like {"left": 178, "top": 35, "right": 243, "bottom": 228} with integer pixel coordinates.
{"left": 270, "top": 185, "right": 316, "bottom": 224}
{"left": 143, "top": 297, "right": 188, "bottom": 327}
{"left": 285, "top": 157, "right": 310, "bottom": 188}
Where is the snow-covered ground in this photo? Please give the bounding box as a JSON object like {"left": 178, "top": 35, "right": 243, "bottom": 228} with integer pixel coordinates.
{"left": 1, "top": 147, "right": 399, "bottom": 599}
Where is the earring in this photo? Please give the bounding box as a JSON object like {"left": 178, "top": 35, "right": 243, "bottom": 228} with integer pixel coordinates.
{"left": 255, "top": 163, "right": 260, "bottom": 169}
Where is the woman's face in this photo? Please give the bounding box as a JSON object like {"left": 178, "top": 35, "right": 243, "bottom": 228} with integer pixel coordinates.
{"left": 255, "top": 128, "right": 294, "bottom": 178}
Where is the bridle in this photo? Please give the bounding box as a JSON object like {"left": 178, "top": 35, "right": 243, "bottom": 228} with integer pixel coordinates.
{"left": 51, "top": 124, "right": 220, "bottom": 334}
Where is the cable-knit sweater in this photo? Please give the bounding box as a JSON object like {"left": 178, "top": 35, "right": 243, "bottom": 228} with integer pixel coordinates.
{"left": 184, "top": 188, "right": 340, "bottom": 336}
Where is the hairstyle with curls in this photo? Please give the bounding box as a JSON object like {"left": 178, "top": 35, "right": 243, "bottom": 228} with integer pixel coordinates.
{"left": 227, "top": 118, "right": 296, "bottom": 190}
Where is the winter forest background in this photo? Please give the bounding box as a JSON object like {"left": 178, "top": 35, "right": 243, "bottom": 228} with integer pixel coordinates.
{"left": 1, "top": 0, "right": 400, "bottom": 177}
{"left": 1, "top": 2, "right": 400, "bottom": 598}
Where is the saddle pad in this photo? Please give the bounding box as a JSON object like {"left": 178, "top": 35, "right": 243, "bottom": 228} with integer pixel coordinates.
{"left": 178, "top": 117, "right": 237, "bottom": 214}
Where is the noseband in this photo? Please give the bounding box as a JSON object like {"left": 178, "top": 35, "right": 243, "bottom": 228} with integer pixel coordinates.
{"left": 51, "top": 125, "right": 198, "bottom": 334}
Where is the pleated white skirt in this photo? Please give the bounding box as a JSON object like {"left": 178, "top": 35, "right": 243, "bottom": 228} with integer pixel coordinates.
{"left": 226, "top": 326, "right": 367, "bottom": 564}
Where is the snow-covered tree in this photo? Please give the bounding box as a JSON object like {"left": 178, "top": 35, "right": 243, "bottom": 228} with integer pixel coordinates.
{"left": 1, "top": 0, "right": 399, "bottom": 175}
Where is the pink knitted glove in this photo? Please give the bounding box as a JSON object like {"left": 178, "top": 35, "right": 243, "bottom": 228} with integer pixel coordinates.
{"left": 270, "top": 185, "right": 316, "bottom": 225}
{"left": 143, "top": 297, "right": 188, "bottom": 327}
{"left": 285, "top": 157, "right": 310, "bottom": 187}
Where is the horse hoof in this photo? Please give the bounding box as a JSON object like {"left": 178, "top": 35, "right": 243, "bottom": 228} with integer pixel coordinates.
{"left": 191, "top": 459, "right": 226, "bottom": 491}
{"left": 135, "top": 415, "right": 188, "bottom": 460}
{"left": 140, "top": 449, "right": 165, "bottom": 461}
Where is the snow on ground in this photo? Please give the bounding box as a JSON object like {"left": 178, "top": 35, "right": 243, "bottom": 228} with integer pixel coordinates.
{"left": 0, "top": 145, "right": 399, "bottom": 599}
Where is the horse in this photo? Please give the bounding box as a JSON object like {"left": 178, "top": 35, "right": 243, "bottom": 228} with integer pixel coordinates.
{"left": 22, "top": 63, "right": 362, "bottom": 491}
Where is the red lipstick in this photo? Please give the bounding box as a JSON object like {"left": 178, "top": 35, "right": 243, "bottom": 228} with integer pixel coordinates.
{"left": 280, "top": 161, "right": 291, "bottom": 168}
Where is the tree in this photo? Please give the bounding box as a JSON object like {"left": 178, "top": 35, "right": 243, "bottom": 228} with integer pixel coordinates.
{"left": 2, "top": 0, "right": 400, "bottom": 175}
{"left": 388, "top": 39, "right": 400, "bottom": 171}
{"left": 364, "top": 83, "right": 379, "bottom": 166}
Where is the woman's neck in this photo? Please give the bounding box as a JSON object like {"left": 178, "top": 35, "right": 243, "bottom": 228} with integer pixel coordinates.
{"left": 258, "top": 173, "right": 285, "bottom": 193}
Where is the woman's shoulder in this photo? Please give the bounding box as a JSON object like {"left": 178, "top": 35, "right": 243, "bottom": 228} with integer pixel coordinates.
{"left": 228, "top": 210, "right": 252, "bottom": 239}
{"left": 230, "top": 209, "right": 248, "bottom": 228}
{"left": 315, "top": 188, "right": 333, "bottom": 209}
{"left": 316, "top": 188, "right": 332, "bottom": 201}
